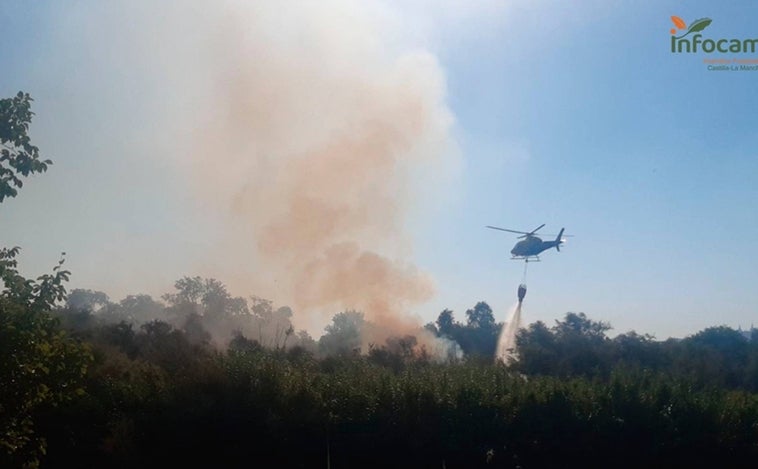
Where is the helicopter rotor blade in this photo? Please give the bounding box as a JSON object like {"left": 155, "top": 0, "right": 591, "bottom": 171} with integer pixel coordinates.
{"left": 485, "top": 226, "right": 531, "bottom": 235}
{"left": 528, "top": 223, "right": 546, "bottom": 235}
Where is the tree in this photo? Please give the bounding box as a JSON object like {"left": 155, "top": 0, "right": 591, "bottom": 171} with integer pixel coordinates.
{"left": 59, "top": 289, "right": 112, "bottom": 330}
{"left": 612, "top": 331, "right": 660, "bottom": 369}
{"left": 430, "top": 304, "right": 500, "bottom": 358}
{"left": 246, "top": 297, "right": 298, "bottom": 349}
{"left": 0, "top": 93, "right": 91, "bottom": 467}
{"left": 436, "top": 309, "right": 455, "bottom": 336}
{"left": 1, "top": 248, "right": 70, "bottom": 311}
{"left": 0, "top": 92, "right": 52, "bottom": 202}
{"left": 162, "top": 276, "right": 205, "bottom": 308}
{"left": 66, "top": 289, "right": 110, "bottom": 312}
{"left": 554, "top": 312, "right": 611, "bottom": 342}
{"left": 163, "top": 276, "right": 248, "bottom": 320}
{"left": 319, "top": 311, "right": 364, "bottom": 356}
{"left": 515, "top": 313, "right": 613, "bottom": 378}
{"left": 514, "top": 320, "right": 559, "bottom": 375}
{"left": 465, "top": 302, "right": 495, "bottom": 330}
{"left": 104, "top": 294, "right": 164, "bottom": 324}
{"left": 680, "top": 326, "right": 750, "bottom": 388}
{"left": 1, "top": 251, "right": 90, "bottom": 467}
{"left": 461, "top": 301, "right": 499, "bottom": 357}
{"left": 0, "top": 298, "right": 91, "bottom": 466}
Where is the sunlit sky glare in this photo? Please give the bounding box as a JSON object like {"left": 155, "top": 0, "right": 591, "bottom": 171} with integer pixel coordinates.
{"left": 2, "top": 1, "right": 757, "bottom": 339}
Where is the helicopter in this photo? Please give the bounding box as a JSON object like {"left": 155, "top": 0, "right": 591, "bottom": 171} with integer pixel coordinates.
{"left": 486, "top": 224, "right": 568, "bottom": 261}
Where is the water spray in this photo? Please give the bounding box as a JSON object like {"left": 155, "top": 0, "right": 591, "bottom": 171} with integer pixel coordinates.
{"left": 496, "top": 262, "right": 529, "bottom": 363}
{"left": 495, "top": 302, "right": 522, "bottom": 363}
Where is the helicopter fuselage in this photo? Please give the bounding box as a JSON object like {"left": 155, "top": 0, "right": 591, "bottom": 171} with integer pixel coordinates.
{"left": 510, "top": 235, "right": 561, "bottom": 259}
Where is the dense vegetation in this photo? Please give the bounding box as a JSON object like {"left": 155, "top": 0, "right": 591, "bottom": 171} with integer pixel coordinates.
{"left": 14, "top": 306, "right": 758, "bottom": 468}
{"left": 3, "top": 92, "right": 758, "bottom": 467}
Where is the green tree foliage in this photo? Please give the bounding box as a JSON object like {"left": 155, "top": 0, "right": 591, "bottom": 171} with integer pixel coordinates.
{"left": 59, "top": 277, "right": 312, "bottom": 352}
{"left": 15, "top": 288, "right": 758, "bottom": 468}
{"left": 515, "top": 312, "right": 614, "bottom": 377}
{"left": 319, "top": 310, "right": 364, "bottom": 356}
{"left": 0, "top": 93, "right": 91, "bottom": 467}
{"left": 57, "top": 289, "right": 111, "bottom": 331}
{"left": 675, "top": 326, "right": 751, "bottom": 389}
{"left": 161, "top": 277, "right": 259, "bottom": 346}
{"left": 465, "top": 301, "right": 496, "bottom": 329}
{"left": 0, "top": 92, "right": 52, "bottom": 202}
{"left": 162, "top": 276, "right": 249, "bottom": 319}
{"left": 514, "top": 313, "right": 758, "bottom": 395}
{"left": 249, "top": 296, "right": 297, "bottom": 349}
{"left": 431, "top": 302, "right": 500, "bottom": 357}
{"left": 435, "top": 308, "right": 454, "bottom": 336}
{"left": 34, "top": 326, "right": 758, "bottom": 468}
{"left": 162, "top": 276, "right": 243, "bottom": 319}
{"left": 0, "top": 298, "right": 92, "bottom": 466}
{"left": 1, "top": 248, "right": 70, "bottom": 311}
{"left": 462, "top": 301, "right": 499, "bottom": 357}
{"left": 103, "top": 294, "right": 164, "bottom": 324}
{"left": 66, "top": 289, "right": 110, "bottom": 313}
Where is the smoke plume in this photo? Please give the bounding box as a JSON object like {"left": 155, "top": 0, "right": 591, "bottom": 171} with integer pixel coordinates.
{"left": 183, "top": 1, "right": 455, "bottom": 345}
{"left": 22, "top": 0, "right": 457, "bottom": 350}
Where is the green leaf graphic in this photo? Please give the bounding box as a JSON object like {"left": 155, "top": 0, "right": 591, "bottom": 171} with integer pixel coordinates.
{"left": 674, "top": 17, "right": 712, "bottom": 40}
{"left": 687, "top": 18, "right": 712, "bottom": 34}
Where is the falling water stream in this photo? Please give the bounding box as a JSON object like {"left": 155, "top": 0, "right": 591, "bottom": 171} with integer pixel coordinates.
{"left": 495, "top": 301, "right": 522, "bottom": 363}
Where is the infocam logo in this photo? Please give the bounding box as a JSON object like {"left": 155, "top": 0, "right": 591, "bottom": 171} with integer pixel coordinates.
{"left": 670, "top": 16, "right": 758, "bottom": 53}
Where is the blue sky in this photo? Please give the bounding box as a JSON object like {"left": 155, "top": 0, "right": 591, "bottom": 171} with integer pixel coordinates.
{"left": 2, "top": 1, "right": 757, "bottom": 339}
{"left": 416, "top": 0, "right": 758, "bottom": 337}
